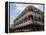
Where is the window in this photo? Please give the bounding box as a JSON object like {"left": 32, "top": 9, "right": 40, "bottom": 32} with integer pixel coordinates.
{"left": 28, "top": 8, "right": 33, "bottom": 11}
{"left": 42, "top": 17, "right": 44, "bottom": 23}
{"left": 28, "top": 15, "right": 33, "bottom": 20}
{"left": 35, "top": 16, "right": 38, "bottom": 21}
{"left": 39, "top": 17, "right": 41, "bottom": 22}
{"left": 25, "top": 17, "right": 27, "bottom": 22}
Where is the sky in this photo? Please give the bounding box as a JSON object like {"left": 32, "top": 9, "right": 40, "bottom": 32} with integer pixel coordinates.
{"left": 10, "top": 3, "right": 44, "bottom": 24}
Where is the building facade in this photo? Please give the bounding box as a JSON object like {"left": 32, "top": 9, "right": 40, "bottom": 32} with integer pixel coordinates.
{"left": 13, "top": 5, "right": 44, "bottom": 32}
